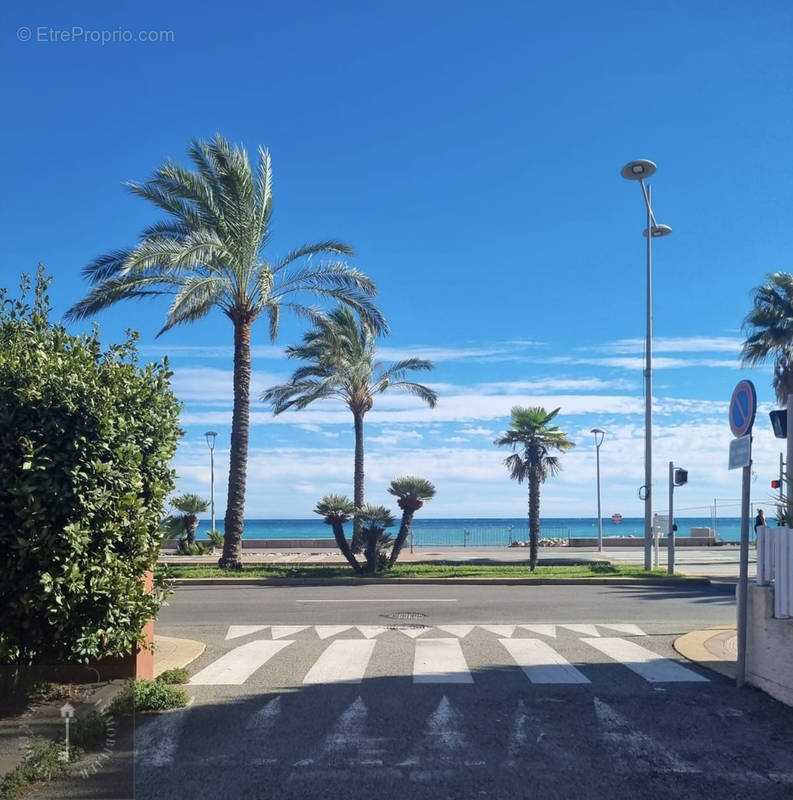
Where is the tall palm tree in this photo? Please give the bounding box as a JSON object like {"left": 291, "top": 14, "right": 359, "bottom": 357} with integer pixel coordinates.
{"left": 314, "top": 494, "right": 362, "bottom": 573}
{"left": 495, "top": 407, "right": 575, "bottom": 571}
{"left": 742, "top": 272, "right": 793, "bottom": 504}
{"left": 262, "top": 306, "right": 437, "bottom": 540}
{"left": 387, "top": 476, "right": 435, "bottom": 566}
{"left": 65, "top": 135, "right": 386, "bottom": 570}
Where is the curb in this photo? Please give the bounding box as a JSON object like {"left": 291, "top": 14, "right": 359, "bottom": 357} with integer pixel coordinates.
{"left": 169, "top": 576, "right": 711, "bottom": 587}
{"left": 674, "top": 627, "right": 737, "bottom": 680}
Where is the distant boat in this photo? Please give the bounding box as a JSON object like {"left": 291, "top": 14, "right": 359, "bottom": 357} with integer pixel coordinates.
{"left": 611, "top": 513, "right": 623, "bottom": 524}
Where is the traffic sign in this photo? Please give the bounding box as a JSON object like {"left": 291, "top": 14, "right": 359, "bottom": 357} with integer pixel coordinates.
{"left": 729, "top": 380, "right": 757, "bottom": 438}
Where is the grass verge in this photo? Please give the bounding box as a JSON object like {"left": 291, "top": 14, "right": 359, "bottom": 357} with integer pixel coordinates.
{"left": 157, "top": 563, "right": 684, "bottom": 580}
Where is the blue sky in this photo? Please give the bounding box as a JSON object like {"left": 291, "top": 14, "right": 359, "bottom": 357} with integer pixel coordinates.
{"left": 3, "top": 0, "right": 793, "bottom": 519}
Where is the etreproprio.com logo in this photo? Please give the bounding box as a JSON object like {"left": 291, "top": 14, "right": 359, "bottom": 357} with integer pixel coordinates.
{"left": 16, "top": 26, "right": 175, "bottom": 45}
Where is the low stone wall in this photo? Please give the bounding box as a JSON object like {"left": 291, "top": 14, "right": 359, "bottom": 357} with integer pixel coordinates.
{"left": 746, "top": 584, "right": 793, "bottom": 707}
{"left": 162, "top": 538, "right": 336, "bottom": 550}
{"left": 568, "top": 536, "right": 717, "bottom": 548}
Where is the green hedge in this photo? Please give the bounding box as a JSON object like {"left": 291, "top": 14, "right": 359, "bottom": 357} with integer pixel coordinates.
{"left": 0, "top": 268, "right": 181, "bottom": 665}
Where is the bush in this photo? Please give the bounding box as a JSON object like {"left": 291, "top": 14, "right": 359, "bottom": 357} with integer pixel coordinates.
{"left": 109, "top": 678, "right": 188, "bottom": 716}
{"left": 70, "top": 709, "right": 108, "bottom": 750}
{"left": 205, "top": 529, "right": 224, "bottom": 548}
{"left": 0, "top": 737, "right": 84, "bottom": 800}
{"left": 157, "top": 667, "right": 189, "bottom": 684}
{"left": 0, "top": 269, "right": 182, "bottom": 665}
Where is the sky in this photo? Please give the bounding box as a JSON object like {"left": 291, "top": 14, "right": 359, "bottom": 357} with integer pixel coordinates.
{"left": 2, "top": 0, "right": 793, "bottom": 520}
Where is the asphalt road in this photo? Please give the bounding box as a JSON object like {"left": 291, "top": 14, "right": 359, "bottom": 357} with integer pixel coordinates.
{"left": 157, "top": 582, "right": 738, "bottom": 628}
{"left": 33, "top": 584, "right": 793, "bottom": 800}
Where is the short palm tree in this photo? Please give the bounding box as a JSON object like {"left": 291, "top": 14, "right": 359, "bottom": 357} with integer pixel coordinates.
{"left": 314, "top": 494, "right": 362, "bottom": 573}
{"left": 742, "top": 272, "right": 793, "bottom": 503}
{"left": 356, "top": 504, "right": 395, "bottom": 573}
{"left": 263, "top": 306, "right": 437, "bottom": 540}
{"left": 495, "top": 407, "right": 575, "bottom": 571}
{"left": 65, "top": 135, "right": 386, "bottom": 570}
{"left": 387, "top": 476, "right": 435, "bottom": 566}
{"left": 167, "top": 493, "right": 210, "bottom": 545}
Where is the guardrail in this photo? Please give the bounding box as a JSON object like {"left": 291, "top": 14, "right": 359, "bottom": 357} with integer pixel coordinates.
{"left": 756, "top": 526, "right": 793, "bottom": 618}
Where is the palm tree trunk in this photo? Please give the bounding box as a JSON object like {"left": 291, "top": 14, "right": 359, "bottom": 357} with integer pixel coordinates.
{"left": 186, "top": 515, "right": 198, "bottom": 546}
{"left": 388, "top": 511, "right": 415, "bottom": 567}
{"left": 352, "top": 410, "right": 365, "bottom": 542}
{"left": 364, "top": 526, "right": 379, "bottom": 572}
{"left": 219, "top": 315, "right": 251, "bottom": 570}
{"left": 331, "top": 521, "right": 362, "bottom": 573}
{"left": 528, "top": 473, "right": 540, "bottom": 571}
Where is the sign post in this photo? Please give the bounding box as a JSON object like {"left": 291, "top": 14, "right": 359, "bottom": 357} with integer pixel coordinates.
{"left": 729, "top": 379, "right": 756, "bottom": 688}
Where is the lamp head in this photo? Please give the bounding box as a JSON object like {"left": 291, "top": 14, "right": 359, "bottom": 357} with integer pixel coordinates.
{"left": 590, "top": 427, "right": 605, "bottom": 445}
{"left": 621, "top": 159, "right": 657, "bottom": 181}
{"left": 642, "top": 223, "right": 673, "bottom": 238}
{"left": 204, "top": 431, "right": 218, "bottom": 448}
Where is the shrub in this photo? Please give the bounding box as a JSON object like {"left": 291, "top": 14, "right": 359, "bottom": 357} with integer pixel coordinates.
{"left": 0, "top": 268, "right": 182, "bottom": 665}
{"left": 109, "top": 678, "right": 188, "bottom": 716}
{"left": 70, "top": 709, "right": 108, "bottom": 750}
{"left": 157, "top": 667, "right": 189, "bottom": 684}
{"left": 0, "top": 737, "right": 84, "bottom": 800}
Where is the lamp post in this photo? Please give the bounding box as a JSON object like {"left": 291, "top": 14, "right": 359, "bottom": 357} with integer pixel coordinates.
{"left": 204, "top": 431, "right": 218, "bottom": 532}
{"left": 591, "top": 428, "right": 605, "bottom": 553}
{"left": 621, "top": 159, "right": 672, "bottom": 572}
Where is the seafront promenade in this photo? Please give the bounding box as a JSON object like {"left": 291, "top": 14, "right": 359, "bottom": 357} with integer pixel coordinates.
{"left": 159, "top": 543, "right": 754, "bottom": 581}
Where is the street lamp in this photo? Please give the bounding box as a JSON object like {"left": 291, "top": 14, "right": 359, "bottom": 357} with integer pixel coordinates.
{"left": 204, "top": 431, "right": 218, "bottom": 531}
{"left": 621, "top": 159, "right": 673, "bottom": 572}
{"left": 591, "top": 428, "right": 605, "bottom": 553}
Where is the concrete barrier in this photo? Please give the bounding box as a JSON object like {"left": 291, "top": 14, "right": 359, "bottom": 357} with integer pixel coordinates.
{"left": 744, "top": 584, "right": 793, "bottom": 707}
{"left": 567, "top": 536, "right": 718, "bottom": 548}
{"left": 163, "top": 538, "right": 336, "bottom": 550}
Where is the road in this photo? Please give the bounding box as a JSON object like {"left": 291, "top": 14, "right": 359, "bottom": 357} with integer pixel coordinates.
{"left": 36, "top": 584, "right": 793, "bottom": 799}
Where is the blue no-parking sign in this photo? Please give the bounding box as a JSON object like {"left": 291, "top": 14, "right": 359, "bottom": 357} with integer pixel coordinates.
{"left": 729, "top": 380, "right": 757, "bottom": 438}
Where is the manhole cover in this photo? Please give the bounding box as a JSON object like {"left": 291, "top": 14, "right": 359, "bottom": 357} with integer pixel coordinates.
{"left": 381, "top": 611, "right": 427, "bottom": 620}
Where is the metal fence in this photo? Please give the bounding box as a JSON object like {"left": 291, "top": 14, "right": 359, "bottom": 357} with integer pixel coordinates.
{"left": 410, "top": 525, "right": 571, "bottom": 549}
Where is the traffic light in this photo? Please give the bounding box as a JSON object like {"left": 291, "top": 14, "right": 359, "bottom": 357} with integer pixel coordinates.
{"left": 673, "top": 468, "right": 688, "bottom": 486}
{"left": 770, "top": 410, "right": 787, "bottom": 439}
{"left": 772, "top": 479, "right": 782, "bottom": 489}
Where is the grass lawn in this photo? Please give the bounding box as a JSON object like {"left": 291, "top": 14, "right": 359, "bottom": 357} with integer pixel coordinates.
{"left": 157, "top": 563, "right": 686, "bottom": 580}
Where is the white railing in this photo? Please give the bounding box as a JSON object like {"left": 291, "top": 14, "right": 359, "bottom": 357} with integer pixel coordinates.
{"left": 756, "top": 526, "right": 793, "bottom": 618}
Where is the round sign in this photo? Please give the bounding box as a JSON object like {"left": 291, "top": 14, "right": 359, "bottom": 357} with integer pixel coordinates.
{"left": 729, "top": 380, "right": 757, "bottom": 438}
{"left": 611, "top": 513, "right": 623, "bottom": 524}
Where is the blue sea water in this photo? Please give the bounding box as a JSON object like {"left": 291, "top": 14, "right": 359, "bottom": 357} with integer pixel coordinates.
{"left": 195, "top": 516, "right": 744, "bottom": 545}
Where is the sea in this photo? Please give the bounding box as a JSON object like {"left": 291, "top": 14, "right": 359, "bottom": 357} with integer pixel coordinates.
{"left": 194, "top": 516, "right": 748, "bottom": 546}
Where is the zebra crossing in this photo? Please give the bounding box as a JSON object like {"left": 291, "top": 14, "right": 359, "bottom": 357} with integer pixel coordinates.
{"left": 186, "top": 623, "right": 708, "bottom": 687}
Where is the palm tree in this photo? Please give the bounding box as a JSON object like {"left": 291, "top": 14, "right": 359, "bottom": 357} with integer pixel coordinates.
{"left": 168, "top": 493, "right": 210, "bottom": 546}
{"left": 387, "top": 476, "right": 435, "bottom": 566}
{"left": 65, "top": 135, "right": 386, "bottom": 570}
{"left": 356, "top": 505, "right": 395, "bottom": 573}
{"left": 742, "top": 272, "right": 793, "bottom": 504}
{"left": 495, "top": 407, "right": 575, "bottom": 571}
{"left": 262, "top": 306, "right": 437, "bottom": 541}
{"left": 314, "top": 494, "right": 362, "bottom": 573}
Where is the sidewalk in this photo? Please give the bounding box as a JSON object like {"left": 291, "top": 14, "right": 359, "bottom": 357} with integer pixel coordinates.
{"left": 674, "top": 626, "right": 737, "bottom": 680}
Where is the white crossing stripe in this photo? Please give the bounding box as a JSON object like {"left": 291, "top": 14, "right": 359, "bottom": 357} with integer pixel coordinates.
{"left": 245, "top": 695, "right": 281, "bottom": 731}
{"left": 520, "top": 624, "right": 557, "bottom": 638}
{"left": 135, "top": 709, "right": 191, "bottom": 766}
{"left": 582, "top": 638, "right": 709, "bottom": 682}
{"left": 315, "top": 625, "right": 353, "bottom": 639}
{"left": 189, "top": 640, "right": 293, "bottom": 685}
{"left": 597, "top": 624, "right": 646, "bottom": 636}
{"left": 225, "top": 625, "right": 268, "bottom": 641}
{"left": 398, "top": 627, "right": 429, "bottom": 639}
{"left": 303, "top": 639, "right": 376, "bottom": 684}
{"left": 561, "top": 624, "right": 600, "bottom": 636}
{"left": 436, "top": 625, "right": 475, "bottom": 638}
{"left": 317, "top": 696, "right": 386, "bottom": 765}
{"left": 594, "top": 697, "right": 699, "bottom": 773}
{"left": 271, "top": 625, "right": 309, "bottom": 639}
{"left": 500, "top": 638, "right": 590, "bottom": 684}
{"left": 356, "top": 626, "right": 387, "bottom": 638}
{"left": 413, "top": 638, "right": 474, "bottom": 683}
{"left": 480, "top": 625, "right": 515, "bottom": 637}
